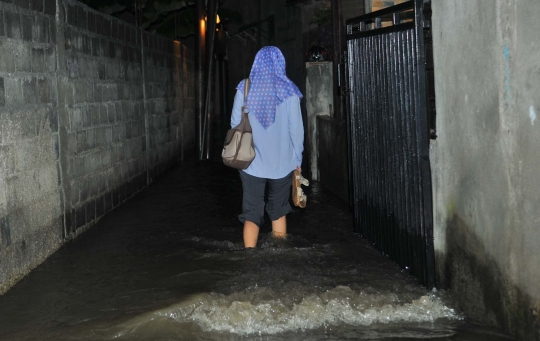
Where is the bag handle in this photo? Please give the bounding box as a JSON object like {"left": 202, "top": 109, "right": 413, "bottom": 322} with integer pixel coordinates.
{"left": 243, "top": 78, "right": 250, "bottom": 103}
{"left": 242, "top": 78, "right": 250, "bottom": 118}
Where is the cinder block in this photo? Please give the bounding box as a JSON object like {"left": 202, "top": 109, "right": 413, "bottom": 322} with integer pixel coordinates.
{"left": 114, "top": 104, "right": 127, "bottom": 123}
{"left": 102, "top": 17, "right": 110, "bottom": 37}
{"left": 79, "top": 176, "right": 88, "bottom": 202}
{"left": 81, "top": 106, "right": 91, "bottom": 128}
{"left": 73, "top": 80, "right": 88, "bottom": 104}
{"left": 94, "top": 127, "right": 105, "bottom": 147}
{"left": 67, "top": 132, "right": 76, "bottom": 155}
{"left": 102, "top": 147, "right": 111, "bottom": 165}
{"left": 44, "top": 47, "right": 55, "bottom": 73}
{"left": 97, "top": 172, "right": 106, "bottom": 193}
{"left": 14, "top": 43, "right": 32, "bottom": 72}
{"left": 112, "top": 186, "right": 119, "bottom": 207}
{"left": 74, "top": 204, "right": 85, "bottom": 229}
{"left": 72, "top": 156, "right": 85, "bottom": 178}
{"left": 67, "top": 3, "right": 76, "bottom": 27}
{"left": 96, "top": 62, "right": 105, "bottom": 80}
{"left": 31, "top": 48, "right": 45, "bottom": 73}
{"left": 48, "top": 16, "right": 55, "bottom": 43}
{"left": 71, "top": 106, "right": 82, "bottom": 130}
{"left": 21, "top": 14, "right": 32, "bottom": 41}
{"left": 14, "top": 0, "right": 29, "bottom": 9}
{"left": 126, "top": 121, "right": 132, "bottom": 139}
{"left": 67, "top": 56, "right": 81, "bottom": 79}
{"left": 112, "top": 124, "right": 120, "bottom": 142}
{"left": 77, "top": 6, "right": 86, "bottom": 30}
{"left": 48, "top": 107, "right": 58, "bottom": 132}
{"left": 51, "top": 132, "right": 59, "bottom": 160}
{"left": 0, "top": 41, "right": 15, "bottom": 72}
{"left": 76, "top": 130, "right": 86, "bottom": 153}
{"left": 95, "top": 194, "right": 104, "bottom": 218}
{"left": 92, "top": 83, "right": 102, "bottom": 102}
{"left": 99, "top": 38, "right": 108, "bottom": 58}
{"left": 87, "top": 150, "right": 99, "bottom": 173}
{"left": 0, "top": 9, "right": 5, "bottom": 37}
{"left": 98, "top": 103, "right": 107, "bottom": 124}
{"left": 107, "top": 103, "right": 115, "bottom": 123}
{"left": 121, "top": 45, "right": 128, "bottom": 62}
{"left": 87, "top": 11, "right": 95, "bottom": 33}
{"left": 43, "top": 0, "right": 55, "bottom": 16}
{"left": 117, "top": 22, "right": 124, "bottom": 41}
{"left": 103, "top": 190, "right": 112, "bottom": 212}
{"left": 86, "top": 128, "right": 94, "bottom": 149}
{"left": 70, "top": 179, "right": 79, "bottom": 205}
{"left": 0, "top": 78, "right": 4, "bottom": 107}
{"left": 5, "top": 10, "right": 22, "bottom": 40}
{"left": 57, "top": 78, "right": 74, "bottom": 107}
{"left": 5, "top": 78, "right": 23, "bottom": 106}
{"left": 37, "top": 77, "right": 51, "bottom": 103}
{"left": 88, "top": 175, "right": 97, "bottom": 197}
{"left": 108, "top": 41, "right": 115, "bottom": 59}
{"left": 111, "top": 19, "right": 118, "bottom": 39}
{"left": 118, "top": 182, "right": 126, "bottom": 203}
{"left": 90, "top": 103, "right": 99, "bottom": 126}
{"left": 30, "top": 0, "right": 44, "bottom": 13}
{"left": 22, "top": 77, "right": 38, "bottom": 105}
{"left": 0, "top": 216, "right": 11, "bottom": 248}
{"left": 33, "top": 16, "right": 48, "bottom": 43}
{"left": 106, "top": 63, "right": 119, "bottom": 81}
{"left": 87, "top": 105, "right": 101, "bottom": 126}
{"left": 82, "top": 33, "right": 91, "bottom": 55}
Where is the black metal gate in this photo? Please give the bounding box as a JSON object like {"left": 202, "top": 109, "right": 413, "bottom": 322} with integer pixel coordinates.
{"left": 345, "top": 0, "right": 436, "bottom": 287}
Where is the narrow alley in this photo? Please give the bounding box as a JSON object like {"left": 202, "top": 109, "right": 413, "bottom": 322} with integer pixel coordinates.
{"left": 0, "top": 162, "right": 512, "bottom": 340}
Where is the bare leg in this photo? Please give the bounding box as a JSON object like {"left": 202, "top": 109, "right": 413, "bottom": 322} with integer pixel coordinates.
{"left": 271, "top": 216, "right": 287, "bottom": 238}
{"left": 243, "top": 221, "right": 259, "bottom": 248}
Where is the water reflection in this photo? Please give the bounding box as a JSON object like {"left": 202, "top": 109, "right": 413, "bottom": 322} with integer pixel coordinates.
{"left": 0, "top": 163, "right": 512, "bottom": 340}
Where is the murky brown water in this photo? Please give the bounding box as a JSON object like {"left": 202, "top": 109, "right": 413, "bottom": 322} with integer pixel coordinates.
{"left": 0, "top": 162, "right": 513, "bottom": 340}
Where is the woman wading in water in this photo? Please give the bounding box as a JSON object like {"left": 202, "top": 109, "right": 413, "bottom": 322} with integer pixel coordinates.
{"left": 230, "top": 46, "right": 304, "bottom": 249}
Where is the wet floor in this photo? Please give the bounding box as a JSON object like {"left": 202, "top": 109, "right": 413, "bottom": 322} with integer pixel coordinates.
{"left": 0, "top": 162, "right": 513, "bottom": 340}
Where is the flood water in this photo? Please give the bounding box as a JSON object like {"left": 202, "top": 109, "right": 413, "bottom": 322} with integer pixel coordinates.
{"left": 0, "top": 162, "right": 513, "bottom": 340}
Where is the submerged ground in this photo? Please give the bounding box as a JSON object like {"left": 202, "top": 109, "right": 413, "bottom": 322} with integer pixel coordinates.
{"left": 0, "top": 162, "right": 513, "bottom": 340}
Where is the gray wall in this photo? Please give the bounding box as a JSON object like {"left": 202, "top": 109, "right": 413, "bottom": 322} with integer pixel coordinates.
{"left": 431, "top": 0, "right": 540, "bottom": 339}
{"left": 0, "top": 0, "right": 195, "bottom": 294}
{"left": 305, "top": 61, "right": 332, "bottom": 181}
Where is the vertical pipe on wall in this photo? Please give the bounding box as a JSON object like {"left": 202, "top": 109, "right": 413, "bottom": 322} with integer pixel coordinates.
{"left": 195, "top": 0, "right": 206, "bottom": 159}
{"left": 331, "top": 0, "right": 343, "bottom": 120}
{"left": 202, "top": 0, "right": 218, "bottom": 160}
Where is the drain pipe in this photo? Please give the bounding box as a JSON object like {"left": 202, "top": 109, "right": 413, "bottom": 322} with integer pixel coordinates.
{"left": 195, "top": 0, "right": 206, "bottom": 159}
{"left": 201, "top": 0, "right": 218, "bottom": 160}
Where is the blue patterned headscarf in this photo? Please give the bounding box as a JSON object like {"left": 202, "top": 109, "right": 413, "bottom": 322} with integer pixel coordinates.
{"left": 237, "top": 46, "right": 303, "bottom": 129}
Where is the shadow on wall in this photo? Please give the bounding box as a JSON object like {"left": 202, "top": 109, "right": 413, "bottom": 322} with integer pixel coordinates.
{"left": 437, "top": 214, "right": 540, "bottom": 341}
{"left": 317, "top": 115, "right": 349, "bottom": 205}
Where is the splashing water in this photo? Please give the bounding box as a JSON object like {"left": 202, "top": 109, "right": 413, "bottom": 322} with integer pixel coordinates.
{"left": 113, "top": 286, "right": 460, "bottom": 338}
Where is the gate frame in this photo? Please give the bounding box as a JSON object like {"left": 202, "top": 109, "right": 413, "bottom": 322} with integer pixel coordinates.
{"left": 345, "top": 0, "right": 436, "bottom": 288}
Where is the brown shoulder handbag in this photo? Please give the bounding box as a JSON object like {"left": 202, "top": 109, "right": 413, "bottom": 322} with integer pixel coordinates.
{"left": 222, "top": 79, "right": 256, "bottom": 169}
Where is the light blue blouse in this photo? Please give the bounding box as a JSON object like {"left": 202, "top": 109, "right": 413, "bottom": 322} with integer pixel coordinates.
{"left": 230, "top": 91, "right": 304, "bottom": 179}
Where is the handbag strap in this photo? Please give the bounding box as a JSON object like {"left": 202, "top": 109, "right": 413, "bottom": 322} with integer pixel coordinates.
{"left": 243, "top": 78, "right": 250, "bottom": 103}
{"left": 242, "top": 78, "right": 250, "bottom": 118}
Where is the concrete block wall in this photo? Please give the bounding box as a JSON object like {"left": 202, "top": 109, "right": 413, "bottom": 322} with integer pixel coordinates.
{"left": 0, "top": 0, "right": 62, "bottom": 294}
{"left": 0, "top": 0, "right": 195, "bottom": 294}
{"left": 59, "top": 0, "right": 149, "bottom": 236}
{"left": 142, "top": 32, "right": 196, "bottom": 181}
